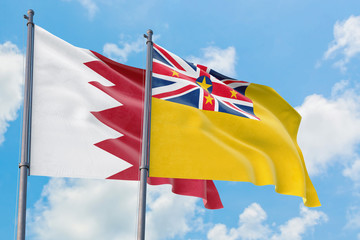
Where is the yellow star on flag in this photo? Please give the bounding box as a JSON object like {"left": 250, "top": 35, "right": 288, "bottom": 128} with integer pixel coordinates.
{"left": 205, "top": 95, "right": 214, "bottom": 105}
{"left": 172, "top": 70, "right": 179, "bottom": 77}
{"left": 230, "top": 89, "right": 238, "bottom": 98}
{"left": 197, "top": 76, "right": 212, "bottom": 92}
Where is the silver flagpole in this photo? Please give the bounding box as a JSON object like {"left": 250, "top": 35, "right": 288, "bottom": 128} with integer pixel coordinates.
{"left": 137, "top": 29, "right": 153, "bottom": 240}
{"left": 17, "top": 9, "right": 35, "bottom": 240}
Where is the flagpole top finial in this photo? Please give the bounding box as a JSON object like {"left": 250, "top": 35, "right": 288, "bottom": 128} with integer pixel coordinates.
{"left": 144, "top": 29, "right": 153, "bottom": 42}
{"left": 25, "top": 9, "right": 35, "bottom": 25}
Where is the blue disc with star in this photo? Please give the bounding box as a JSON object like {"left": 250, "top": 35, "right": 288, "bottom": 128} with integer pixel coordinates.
{"left": 196, "top": 76, "right": 213, "bottom": 93}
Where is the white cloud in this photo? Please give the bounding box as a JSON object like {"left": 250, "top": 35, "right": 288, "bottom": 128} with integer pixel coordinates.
{"left": 323, "top": 15, "right": 360, "bottom": 71}
{"left": 79, "top": 0, "right": 98, "bottom": 18}
{"left": 208, "top": 224, "right": 239, "bottom": 240}
{"left": 345, "top": 206, "right": 360, "bottom": 230}
{"left": 296, "top": 80, "right": 360, "bottom": 176}
{"left": 28, "top": 179, "right": 138, "bottom": 240}
{"left": 187, "top": 46, "right": 237, "bottom": 77}
{"left": 103, "top": 36, "right": 146, "bottom": 63}
{"left": 208, "top": 203, "right": 270, "bottom": 240}
{"left": 28, "top": 178, "right": 201, "bottom": 240}
{"left": 270, "top": 206, "right": 328, "bottom": 240}
{"left": 236, "top": 203, "right": 271, "bottom": 240}
{"left": 343, "top": 159, "right": 360, "bottom": 184}
{"left": 62, "top": 0, "right": 98, "bottom": 19}
{"left": 146, "top": 185, "right": 201, "bottom": 239}
{"left": 0, "top": 41, "right": 24, "bottom": 145}
{"left": 207, "top": 203, "right": 327, "bottom": 240}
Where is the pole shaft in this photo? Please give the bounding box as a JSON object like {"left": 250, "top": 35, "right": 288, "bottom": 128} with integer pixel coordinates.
{"left": 17, "top": 9, "right": 35, "bottom": 240}
{"left": 137, "top": 29, "right": 153, "bottom": 240}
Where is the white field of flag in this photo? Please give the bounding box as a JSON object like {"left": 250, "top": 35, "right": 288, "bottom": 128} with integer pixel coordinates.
{"left": 30, "top": 26, "right": 131, "bottom": 179}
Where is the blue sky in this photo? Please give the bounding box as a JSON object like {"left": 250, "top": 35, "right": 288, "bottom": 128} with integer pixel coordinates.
{"left": 1, "top": 0, "right": 360, "bottom": 239}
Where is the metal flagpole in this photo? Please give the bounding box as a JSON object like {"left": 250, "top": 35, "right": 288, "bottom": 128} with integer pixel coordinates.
{"left": 137, "top": 29, "right": 153, "bottom": 240}
{"left": 17, "top": 9, "right": 35, "bottom": 240}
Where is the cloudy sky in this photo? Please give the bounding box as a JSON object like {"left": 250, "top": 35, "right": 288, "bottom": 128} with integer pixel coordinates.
{"left": 1, "top": 0, "right": 360, "bottom": 239}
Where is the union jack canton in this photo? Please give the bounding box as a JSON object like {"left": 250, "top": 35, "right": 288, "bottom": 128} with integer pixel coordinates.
{"left": 152, "top": 44, "right": 259, "bottom": 120}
